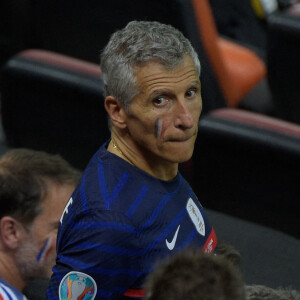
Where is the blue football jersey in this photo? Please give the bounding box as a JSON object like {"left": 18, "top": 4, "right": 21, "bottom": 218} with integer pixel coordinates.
{"left": 47, "top": 143, "right": 217, "bottom": 300}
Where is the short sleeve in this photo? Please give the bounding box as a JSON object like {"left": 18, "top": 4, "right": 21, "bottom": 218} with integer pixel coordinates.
{"left": 46, "top": 209, "right": 141, "bottom": 300}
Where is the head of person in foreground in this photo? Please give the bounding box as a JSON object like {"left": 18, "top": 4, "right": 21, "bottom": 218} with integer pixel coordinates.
{"left": 144, "top": 249, "right": 245, "bottom": 300}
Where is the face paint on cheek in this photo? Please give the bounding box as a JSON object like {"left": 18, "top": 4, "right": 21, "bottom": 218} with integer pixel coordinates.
{"left": 36, "top": 236, "right": 55, "bottom": 263}
{"left": 154, "top": 118, "right": 162, "bottom": 139}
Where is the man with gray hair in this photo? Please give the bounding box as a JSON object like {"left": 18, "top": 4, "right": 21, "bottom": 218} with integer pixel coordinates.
{"left": 47, "top": 20, "right": 217, "bottom": 300}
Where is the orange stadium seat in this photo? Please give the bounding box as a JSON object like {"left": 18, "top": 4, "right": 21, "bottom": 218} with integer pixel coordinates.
{"left": 191, "top": 0, "right": 267, "bottom": 107}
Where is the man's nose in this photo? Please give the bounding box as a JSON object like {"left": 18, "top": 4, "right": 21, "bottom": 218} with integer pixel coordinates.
{"left": 174, "top": 100, "right": 194, "bottom": 129}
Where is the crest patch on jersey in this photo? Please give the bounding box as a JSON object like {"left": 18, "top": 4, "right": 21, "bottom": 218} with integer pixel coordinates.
{"left": 186, "top": 197, "right": 205, "bottom": 236}
{"left": 59, "top": 271, "right": 97, "bottom": 300}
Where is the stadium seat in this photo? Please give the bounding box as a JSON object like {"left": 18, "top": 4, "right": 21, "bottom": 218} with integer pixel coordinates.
{"left": 0, "top": 49, "right": 109, "bottom": 170}
{"left": 191, "top": 108, "right": 300, "bottom": 238}
{"left": 2, "top": 0, "right": 276, "bottom": 115}
{"left": 209, "top": 0, "right": 268, "bottom": 54}
{"left": 267, "top": 9, "right": 300, "bottom": 124}
{"left": 32, "top": 0, "right": 272, "bottom": 112}
{"left": 206, "top": 208, "right": 300, "bottom": 289}
{"left": 0, "top": 0, "right": 34, "bottom": 70}
{"left": 0, "top": 0, "right": 226, "bottom": 115}
{"left": 191, "top": 0, "right": 267, "bottom": 108}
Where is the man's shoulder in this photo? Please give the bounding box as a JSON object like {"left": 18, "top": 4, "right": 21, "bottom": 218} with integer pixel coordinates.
{"left": 72, "top": 148, "right": 197, "bottom": 221}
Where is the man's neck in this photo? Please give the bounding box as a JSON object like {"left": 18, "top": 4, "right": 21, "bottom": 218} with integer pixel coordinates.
{"left": 108, "top": 135, "right": 178, "bottom": 181}
{"left": 0, "top": 252, "right": 25, "bottom": 292}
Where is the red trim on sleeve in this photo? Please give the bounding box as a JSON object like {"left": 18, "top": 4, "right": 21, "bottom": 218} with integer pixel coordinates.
{"left": 124, "top": 288, "right": 146, "bottom": 298}
{"left": 202, "top": 228, "right": 217, "bottom": 253}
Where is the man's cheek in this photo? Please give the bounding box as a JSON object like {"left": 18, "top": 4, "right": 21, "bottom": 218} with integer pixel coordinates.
{"left": 155, "top": 117, "right": 172, "bottom": 140}
{"left": 36, "top": 236, "right": 56, "bottom": 264}
{"left": 155, "top": 118, "right": 162, "bottom": 139}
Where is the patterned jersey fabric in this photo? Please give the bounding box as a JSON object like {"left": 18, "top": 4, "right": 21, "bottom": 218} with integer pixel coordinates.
{"left": 47, "top": 142, "right": 217, "bottom": 300}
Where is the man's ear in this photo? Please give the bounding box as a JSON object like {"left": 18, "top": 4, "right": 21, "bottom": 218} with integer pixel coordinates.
{"left": 0, "top": 216, "right": 25, "bottom": 250}
{"left": 104, "top": 96, "right": 127, "bottom": 129}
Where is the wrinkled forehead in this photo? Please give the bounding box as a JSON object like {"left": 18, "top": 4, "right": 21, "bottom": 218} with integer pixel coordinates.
{"left": 134, "top": 55, "right": 200, "bottom": 94}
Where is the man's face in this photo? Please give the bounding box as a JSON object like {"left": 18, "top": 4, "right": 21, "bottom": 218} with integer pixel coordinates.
{"left": 124, "top": 55, "right": 202, "bottom": 164}
{"left": 15, "top": 180, "right": 75, "bottom": 280}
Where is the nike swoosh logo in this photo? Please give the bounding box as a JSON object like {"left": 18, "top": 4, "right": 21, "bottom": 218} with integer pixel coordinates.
{"left": 166, "top": 225, "right": 181, "bottom": 250}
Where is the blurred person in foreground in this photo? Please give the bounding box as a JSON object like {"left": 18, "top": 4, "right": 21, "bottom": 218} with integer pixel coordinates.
{"left": 47, "top": 20, "right": 217, "bottom": 300}
{"left": 245, "top": 285, "right": 300, "bottom": 300}
{"left": 144, "top": 249, "right": 245, "bottom": 300}
{"left": 0, "top": 149, "right": 81, "bottom": 299}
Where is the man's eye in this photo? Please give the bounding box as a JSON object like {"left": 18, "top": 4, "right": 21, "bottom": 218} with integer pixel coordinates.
{"left": 153, "top": 97, "right": 167, "bottom": 106}
{"left": 186, "top": 89, "right": 196, "bottom": 98}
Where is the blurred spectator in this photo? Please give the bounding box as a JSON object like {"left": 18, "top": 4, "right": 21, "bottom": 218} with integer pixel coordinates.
{"left": 144, "top": 249, "right": 245, "bottom": 300}
{"left": 245, "top": 285, "right": 300, "bottom": 300}
{"left": 217, "top": 241, "right": 242, "bottom": 267}
{"left": 0, "top": 149, "right": 81, "bottom": 299}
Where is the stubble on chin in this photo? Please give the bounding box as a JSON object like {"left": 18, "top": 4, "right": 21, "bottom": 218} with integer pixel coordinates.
{"left": 15, "top": 239, "right": 54, "bottom": 282}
